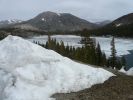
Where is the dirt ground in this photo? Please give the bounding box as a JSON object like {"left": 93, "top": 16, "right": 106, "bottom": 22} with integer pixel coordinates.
{"left": 52, "top": 75, "right": 133, "bottom": 100}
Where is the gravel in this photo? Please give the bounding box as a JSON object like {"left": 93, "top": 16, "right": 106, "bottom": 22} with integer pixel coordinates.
{"left": 52, "top": 75, "right": 133, "bottom": 100}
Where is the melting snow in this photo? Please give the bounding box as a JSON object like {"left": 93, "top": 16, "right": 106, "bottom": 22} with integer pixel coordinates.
{"left": 120, "top": 67, "right": 133, "bottom": 76}
{"left": 126, "top": 67, "right": 133, "bottom": 76}
{"left": 0, "top": 35, "right": 114, "bottom": 100}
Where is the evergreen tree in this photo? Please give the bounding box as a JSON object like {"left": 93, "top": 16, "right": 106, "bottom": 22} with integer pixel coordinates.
{"left": 101, "top": 53, "right": 107, "bottom": 66}
{"left": 110, "top": 37, "right": 121, "bottom": 69}
{"left": 110, "top": 37, "right": 117, "bottom": 69}
{"left": 116, "top": 60, "right": 122, "bottom": 70}
{"left": 47, "top": 35, "right": 52, "bottom": 49}
{"left": 60, "top": 40, "right": 65, "bottom": 55}
{"left": 96, "top": 43, "right": 102, "bottom": 66}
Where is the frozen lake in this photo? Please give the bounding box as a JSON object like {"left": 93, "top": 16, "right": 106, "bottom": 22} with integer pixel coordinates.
{"left": 28, "top": 35, "right": 133, "bottom": 56}
{"left": 92, "top": 37, "right": 133, "bottom": 57}
{"left": 28, "top": 35, "right": 133, "bottom": 69}
{"left": 28, "top": 35, "right": 82, "bottom": 48}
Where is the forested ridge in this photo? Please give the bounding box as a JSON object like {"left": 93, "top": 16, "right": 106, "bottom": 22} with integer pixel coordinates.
{"left": 89, "top": 23, "right": 133, "bottom": 37}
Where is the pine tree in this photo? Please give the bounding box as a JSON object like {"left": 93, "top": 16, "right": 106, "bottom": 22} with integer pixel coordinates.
{"left": 102, "top": 53, "right": 107, "bottom": 66}
{"left": 110, "top": 37, "right": 117, "bottom": 69}
{"left": 60, "top": 40, "right": 65, "bottom": 55}
{"left": 96, "top": 43, "right": 102, "bottom": 66}
{"left": 47, "top": 35, "right": 52, "bottom": 49}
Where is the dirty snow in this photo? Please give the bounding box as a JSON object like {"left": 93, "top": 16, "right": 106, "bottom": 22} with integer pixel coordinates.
{"left": 0, "top": 35, "right": 114, "bottom": 100}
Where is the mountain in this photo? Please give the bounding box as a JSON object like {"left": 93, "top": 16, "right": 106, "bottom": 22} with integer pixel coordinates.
{"left": 0, "top": 19, "right": 22, "bottom": 27}
{"left": 16, "top": 11, "right": 97, "bottom": 32}
{"left": 95, "top": 20, "right": 111, "bottom": 27}
{"left": 0, "top": 11, "right": 99, "bottom": 37}
{"left": 91, "top": 13, "right": 133, "bottom": 37}
{"left": 0, "top": 35, "right": 113, "bottom": 100}
{"left": 111, "top": 13, "right": 133, "bottom": 27}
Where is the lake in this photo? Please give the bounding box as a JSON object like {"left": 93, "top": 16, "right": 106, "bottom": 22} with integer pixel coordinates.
{"left": 28, "top": 35, "right": 133, "bottom": 70}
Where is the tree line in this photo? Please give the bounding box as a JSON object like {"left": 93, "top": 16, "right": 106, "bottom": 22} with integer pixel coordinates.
{"left": 34, "top": 34, "right": 126, "bottom": 70}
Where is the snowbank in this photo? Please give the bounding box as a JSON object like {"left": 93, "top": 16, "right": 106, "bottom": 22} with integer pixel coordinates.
{"left": 126, "top": 67, "right": 133, "bottom": 76}
{"left": 0, "top": 35, "right": 114, "bottom": 100}
{"left": 119, "top": 67, "right": 133, "bottom": 76}
{"left": 119, "top": 67, "right": 126, "bottom": 73}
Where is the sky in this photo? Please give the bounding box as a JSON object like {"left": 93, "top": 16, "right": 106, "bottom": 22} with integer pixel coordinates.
{"left": 0, "top": 0, "right": 133, "bottom": 22}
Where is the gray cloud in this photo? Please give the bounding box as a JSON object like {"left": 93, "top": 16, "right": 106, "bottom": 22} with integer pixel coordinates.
{"left": 0, "top": 0, "right": 133, "bottom": 22}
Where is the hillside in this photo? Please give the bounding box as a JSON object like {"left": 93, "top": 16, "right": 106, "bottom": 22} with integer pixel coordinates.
{"left": 90, "top": 13, "right": 133, "bottom": 37}
{"left": 0, "top": 11, "right": 99, "bottom": 38}
{"left": 18, "top": 11, "right": 97, "bottom": 32}
{"left": 112, "top": 13, "right": 133, "bottom": 27}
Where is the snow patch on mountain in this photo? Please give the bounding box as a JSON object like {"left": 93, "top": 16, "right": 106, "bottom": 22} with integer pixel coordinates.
{"left": 7, "top": 19, "right": 22, "bottom": 24}
{"left": 0, "top": 19, "right": 22, "bottom": 25}
{"left": 41, "top": 18, "right": 46, "bottom": 22}
{"left": 0, "top": 19, "right": 22, "bottom": 28}
{"left": 116, "top": 23, "right": 122, "bottom": 27}
{"left": 57, "top": 13, "right": 61, "bottom": 16}
{"left": 0, "top": 35, "right": 114, "bottom": 100}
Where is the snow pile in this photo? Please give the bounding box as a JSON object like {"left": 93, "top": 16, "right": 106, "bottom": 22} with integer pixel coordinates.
{"left": 126, "top": 68, "right": 133, "bottom": 76}
{"left": 119, "top": 67, "right": 133, "bottom": 76}
{"left": 0, "top": 35, "right": 114, "bottom": 100}
{"left": 119, "top": 67, "right": 126, "bottom": 73}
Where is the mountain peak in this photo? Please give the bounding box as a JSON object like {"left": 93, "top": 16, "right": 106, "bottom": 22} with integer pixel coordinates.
{"left": 37, "top": 11, "right": 61, "bottom": 18}
{"left": 26, "top": 11, "right": 97, "bottom": 32}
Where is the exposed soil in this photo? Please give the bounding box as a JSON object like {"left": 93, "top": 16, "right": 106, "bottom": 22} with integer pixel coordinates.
{"left": 52, "top": 75, "right": 133, "bottom": 100}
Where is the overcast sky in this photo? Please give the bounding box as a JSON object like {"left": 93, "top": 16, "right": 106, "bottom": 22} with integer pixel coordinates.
{"left": 0, "top": 0, "right": 133, "bottom": 22}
